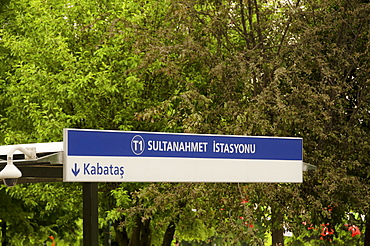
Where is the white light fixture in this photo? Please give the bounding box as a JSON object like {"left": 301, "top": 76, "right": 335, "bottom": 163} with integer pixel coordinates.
{"left": 0, "top": 146, "right": 36, "bottom": 187}
{"left": 0, "top": 162, "right": 22, "bottom": 187}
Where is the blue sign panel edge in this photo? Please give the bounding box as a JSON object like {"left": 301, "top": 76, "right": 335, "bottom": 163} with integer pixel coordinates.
{"left": 64, "top": 128, "right": 302, "bottom": 161}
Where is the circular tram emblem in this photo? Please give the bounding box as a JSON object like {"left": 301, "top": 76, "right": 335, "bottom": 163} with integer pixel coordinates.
{"left": 131, "top": 135, "right": 145, "bottom": 155}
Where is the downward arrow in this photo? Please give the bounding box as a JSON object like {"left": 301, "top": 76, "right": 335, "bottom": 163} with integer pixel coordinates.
{"left": 71, "top": 163, "right": 80, "bottom": 177}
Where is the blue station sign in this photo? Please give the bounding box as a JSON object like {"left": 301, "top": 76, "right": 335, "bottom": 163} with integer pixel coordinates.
{"left": 63, "top": 129, "right": 303, "bottom": 183}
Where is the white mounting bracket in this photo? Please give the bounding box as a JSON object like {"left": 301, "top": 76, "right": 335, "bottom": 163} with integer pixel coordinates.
{"left": 24, "top": 147, "right": 37, "bottom": 160}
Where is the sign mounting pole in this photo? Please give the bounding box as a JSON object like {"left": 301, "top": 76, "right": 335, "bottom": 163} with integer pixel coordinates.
{"left": 83, "top": 182, "right": 98, "bottom": 246}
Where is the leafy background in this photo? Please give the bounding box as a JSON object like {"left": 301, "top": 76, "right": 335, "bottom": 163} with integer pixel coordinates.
{"left": 0, "top": 0, "right": 370, "bottom": 245}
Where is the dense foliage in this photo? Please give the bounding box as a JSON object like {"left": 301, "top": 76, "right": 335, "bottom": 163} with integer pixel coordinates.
{"left": 1, "top": 0, "right": 370, "bottom": 245}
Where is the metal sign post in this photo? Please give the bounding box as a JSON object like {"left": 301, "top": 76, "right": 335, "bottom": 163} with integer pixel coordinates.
{"left": 83, "top": 182, "right": 98, "bottom": 246}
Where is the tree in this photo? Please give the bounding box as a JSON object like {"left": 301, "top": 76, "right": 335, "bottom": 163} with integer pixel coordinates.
{"left": 137, "top": 0, "right": 370, "bottom": 244}
{"left": 0, "top": 183, "right": 81, "bottom": 245}
{"left": 1, "top": 0, "right": 370, "bottom": 245}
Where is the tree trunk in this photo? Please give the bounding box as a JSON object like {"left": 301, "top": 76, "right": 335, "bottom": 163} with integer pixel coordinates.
{"left": 113, "top": 220, "right": 129, "bottom": 246}
{"left": 272, "top": 227, "right": 284, "bottom": 246}
{"left": 365, "top": 213, "right": 370, "bottom": 246}
{"left": 128, "top": 215, "right": 151, "bottom": 246}
{"left": 141, "top": 218, "right": 151, "bottom": 246}
{"left": 1, "top": 221, "right": 7, "bottom": 246}
{"left": 128, "top": 216, "right": 142, "bottom": 246}
{"left": 161, "top": 221, "right": 176, "bottom": 246}
{"left": 271, "top": 206, "right": 284, "bottom": 246}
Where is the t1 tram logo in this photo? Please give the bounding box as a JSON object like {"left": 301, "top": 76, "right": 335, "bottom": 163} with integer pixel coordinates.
{"left": 131, "top": 135, "right": 145, "bottom": 155}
